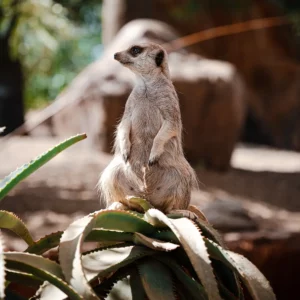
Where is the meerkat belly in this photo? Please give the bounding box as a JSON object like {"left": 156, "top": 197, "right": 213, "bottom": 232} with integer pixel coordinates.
{"left": 130, "top": 105, "right": 162, "bottom": 164}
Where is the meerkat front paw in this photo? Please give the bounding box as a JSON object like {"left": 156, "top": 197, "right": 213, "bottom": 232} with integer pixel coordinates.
{"left": 122, "top": 150, "right": 130, "bottom": 162}
{"left": 120, "top": 143, "right": 131, "bottom": 162}
{"left": 149, "top": 144, "right": 163, "bottom": 166}
{"left": 148, "top": 154, "right": 160, "bottom": 166}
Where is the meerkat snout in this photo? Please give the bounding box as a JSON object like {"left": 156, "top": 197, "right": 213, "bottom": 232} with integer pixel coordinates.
{"left": 114, "top": 52, "right": 120, "bottom": 61}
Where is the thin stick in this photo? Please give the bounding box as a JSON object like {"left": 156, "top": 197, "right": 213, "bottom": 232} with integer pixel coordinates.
{"left": 163, "top": 16, "right": 289, "bottom": 51}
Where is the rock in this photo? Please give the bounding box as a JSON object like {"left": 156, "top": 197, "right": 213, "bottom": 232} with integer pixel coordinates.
{"left": 51, "top": 19, "right": 245, "bottom": 170}
{"left": 199, "top": 145, "right": 300, "bottom": 211}
{"left": 169, "top": 52, "right": 245, "bottom": 168}
{"left": 102, "top": 0, "right": 300, "bottom": 151}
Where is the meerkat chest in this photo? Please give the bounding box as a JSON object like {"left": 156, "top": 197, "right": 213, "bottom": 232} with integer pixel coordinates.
{"left": 130, "top": 99, "right": 163, "bottom": 138}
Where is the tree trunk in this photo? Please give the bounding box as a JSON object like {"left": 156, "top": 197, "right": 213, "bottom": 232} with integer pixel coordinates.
{"left": 0, "top": 13, "right": 24, "bottom": 135}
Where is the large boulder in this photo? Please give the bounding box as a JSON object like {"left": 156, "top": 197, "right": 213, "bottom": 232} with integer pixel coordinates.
{"left": 102, "top": 0, "right": 300, "bottom": 151}
{"left": 52, "top": 19, "right": 245, "bottom": 170}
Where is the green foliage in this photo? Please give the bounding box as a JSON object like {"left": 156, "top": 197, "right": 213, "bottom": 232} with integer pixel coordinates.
{"left": 0, "top": 133, "right": 87, "bottom": 201}
{"left": 0, "top": 134, "right": 276, "bottom": 299}
{"left": 1, "top": 0, "right": 102, "bottom": 109}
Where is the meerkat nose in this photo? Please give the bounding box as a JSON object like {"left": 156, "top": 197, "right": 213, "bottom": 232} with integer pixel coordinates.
{"left": 114, "top": 52, "right": 120, "bottom": 61}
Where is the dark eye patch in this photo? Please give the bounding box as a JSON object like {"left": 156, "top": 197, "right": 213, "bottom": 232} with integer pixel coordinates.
{"left": 129, "top": 46, "right": 143, "bottom": 56}
{"left": 155, "top": 50, "right": 164, "bottom": 67}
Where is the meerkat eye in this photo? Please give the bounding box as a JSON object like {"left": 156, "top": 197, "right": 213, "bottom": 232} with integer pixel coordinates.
{"left": 130, "top": 46, "right": 143, "bottom": 56}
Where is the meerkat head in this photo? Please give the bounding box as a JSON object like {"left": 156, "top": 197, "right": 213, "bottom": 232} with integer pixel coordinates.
{"left": 114, "top": 43, "right": 169, "bottom": 77}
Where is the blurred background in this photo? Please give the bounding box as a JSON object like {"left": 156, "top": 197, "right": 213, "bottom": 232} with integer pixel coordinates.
{"left": 1, "top": 0, "right": 300, "bottom": 298}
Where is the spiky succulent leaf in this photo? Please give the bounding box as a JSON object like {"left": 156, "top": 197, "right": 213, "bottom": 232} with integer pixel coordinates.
{"left": 5, "top": 268, "right": 42, "bottom": 286}
{"left": 155, "top": 255, "right": 207, "bottom": 300}
{"left": 59, "top": 209, "right": 157, "bottom": 299}
{"left": 33, "top": 281, "right": 68, "bottom": 300}
{"left": 145, "top": 209, "right": 221, "bottom": 300}
{"left": 0, "top": 211, "right": 34, "bottom": 245}
{"left": 106, "top": 277, "right": 132, "bottom": 300}
{"left": 138, "top": 259, "right": 176, "bottom": 300}
{"left": 85, "top": 229, "right": 133, "bottom": 243}
{"left": 93, "top": 210, "right": 156, "bottom": 235}
{"left": 227, "top": 251, "right": 275, "bottom": 300}
{"left": 126, "top": 196, "right": 154, "bottom": 212}
{"left": 188, "top": 205, "right": 208, "bottom": 221}
{"left": 0, "top": 234, "right": 5, "bottom": 300}
{"left": 130, "top": 267, "right": 147, "bottom": 300}
{"left": 168, "top": 209, "right": 223, "bottom": 246}
{"left": 82, "top": 246, "right": 155, "bottom": 281}
{"left": 153, "top": 229, "right": 179, "bottom": 243}
{"left": 4, "top": 252, "right": 82, "bottom": 299}
{"left": 205, "top": 240, "right": 276, "bottom": 300}
{"left": 212, "top": 259, "right": 243, "bottom": 300}
{"left": 133, "top": 232, "right": 179, "bottom": 251}
{"left": 93, "top": 265, "right": 134, "bottom": 298}
{"left": 59, "top": 214, "right": 98, "bottom": 299}
{"left": 217, "top": 280, "right": 240, "bottom": 300}
{"left": 0, "top": 133, "right": 87, "bottom": 201}
{"left": 26, "top": 231, "right": 62, "bottom": 254}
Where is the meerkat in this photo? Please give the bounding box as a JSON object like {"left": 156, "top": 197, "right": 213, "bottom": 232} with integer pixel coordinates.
{"left": 99, "top": 42, "right": 197, "bottom": 213}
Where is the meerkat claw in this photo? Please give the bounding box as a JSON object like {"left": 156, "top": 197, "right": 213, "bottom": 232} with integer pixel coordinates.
{"left": 148, "top": 156, "right": 159, "bottom": 166}
{"left": 123, "top": 153, "right": 130, "bottom": 162}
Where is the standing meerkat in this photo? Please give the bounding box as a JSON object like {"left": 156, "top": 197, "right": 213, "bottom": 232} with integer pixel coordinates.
{"left": 99, "top": 42, "right": 197, "bottom": 213}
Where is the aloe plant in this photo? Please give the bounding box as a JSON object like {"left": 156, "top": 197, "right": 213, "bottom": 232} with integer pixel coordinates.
{"left": 0, "top": 134, "right": 276, "bottom": 299}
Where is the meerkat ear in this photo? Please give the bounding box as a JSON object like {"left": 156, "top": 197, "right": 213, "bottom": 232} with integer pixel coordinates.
{"left": 155, "top": 50, "right": 164, "bottom": 67}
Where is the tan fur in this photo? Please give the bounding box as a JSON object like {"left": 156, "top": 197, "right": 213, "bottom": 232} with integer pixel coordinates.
{"left": 99, "top": 43, "right": 197, "bottom": 213}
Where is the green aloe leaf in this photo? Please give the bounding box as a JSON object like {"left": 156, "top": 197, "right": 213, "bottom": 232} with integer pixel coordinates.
{"left": 26, "top": 231, "right": 63, "bottom": 254}
{"left": 4, "top": 252, "right": 82, "bottom": 300}
{"left": 205, "top": 239, "right": 276, "bottom": 300}
{"left": 59, "top": 214, "right": 99, "bottom": 299}
{"left": 82, "top": 246, "right": 155, "bottom": 281}
{"left": 155, "top": 254, "right": 207, "bottom": 300}
{"left": 0, "top": 133, "right": 87, "bottom": 201}
{"left": 85, "top": 229, "right": 133, "bottom": 243}
{"left": 5, "top": 252, "right": 63, "bottom": 279}
{"left": 217, "top": 280, "right": 240, "bottom": 300}
{"left": 138, "top": 259, "right": 176, "bottom": 300}
{"left": 93, "top": 210, "right": 156, "bottom": 235}
{"left": 211, "top": 258, "right": 243, "bottom": 299}
{"left": 188, "top": 205, "right": 208, "bottom": 221}
{"left": 106, "top": 277, "right": 132, "bottom": 300}
{"left": 145, "top": 209, "right": 221, "bottom": 300}
{"left": 130, "top": 267, "right": 147, "bottom": 300}
{"left": 93, "top": 265, "right": 134, "bottom": 299}
{"left": 59, "top": 209, "right": 157, "bottom": 299}
{"left": 34, "top": 281, "right": 69, "bottom": 300}
{"left": 0, "top": 211, "right": 34, "bottom": 245}
{"left": 226, "top": 251, "right": 275, "bottom": 300}
{"left": 5, "top": 268, "right": 42, "bottom": 286}
{"left": 153, "top": 229, "right": 179, "bottom": 243}
{"left": 126, "top": 196, "right": 154, "bottom": 212}
{"left": 168, "top": 209, "right": 223, "bottom": 246}
{"left": 26, "top": 229, "right": 132, "bottom": 255}
{"left": 133, "top": 232, "right": 179, "bottom": 251}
